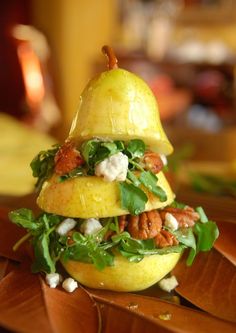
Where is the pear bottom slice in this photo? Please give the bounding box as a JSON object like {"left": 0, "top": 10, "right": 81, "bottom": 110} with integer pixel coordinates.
{"left": 62, "top": 252, "right": 181, "bottom": 292}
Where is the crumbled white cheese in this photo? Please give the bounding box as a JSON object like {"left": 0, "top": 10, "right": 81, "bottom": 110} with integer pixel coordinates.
{"left": 46, "top": 273, "right": 63, "bottom": 288}
{"left": 160, "top": 154, "right": 168, "bottom": 166}
{"left": 164, "top": 213, "right": 179, "bottom": 231}
{"left": 95, "top": 152, "right": 128, "bottom": 182}
{"left": 56, "top": 218, "right": 77, "bottom": 236}
{"left": 80, "top": 218, "right": 102, "bottom": 235}
{"left": 62, "top": 278, "right": 78, "bottom": 293}
{"left": 158, "top": 275, "right": 178, "bottom": 292}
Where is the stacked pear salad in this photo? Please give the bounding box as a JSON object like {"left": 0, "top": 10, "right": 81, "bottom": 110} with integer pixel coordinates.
{"left": 10, "top": 46, "right": 219, "bottom": 292}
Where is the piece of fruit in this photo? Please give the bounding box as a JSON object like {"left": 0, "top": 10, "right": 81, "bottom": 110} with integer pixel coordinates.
{"left": 62, "top": 251, "right": 181, "bottom": 291}
{"left": 68, "top": 48, "right": 173, "bottom": 155}
{"left": 37, "top": 171, "right": 174, "bottom": 218}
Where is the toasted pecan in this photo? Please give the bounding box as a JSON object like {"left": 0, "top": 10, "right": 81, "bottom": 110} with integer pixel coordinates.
{"left": 118, "top": 215, "right": 128, "bottom": 233}
{"left": 127, "top": 210, "right": 162, "bottom": 240}
{"left": 154, "top": 229, "right": 179, "bottom": 248}
{"left": 160, "top": 206, "right": 199, "bottom": 228}
{"left": 142, "top": 151, "right": 164, "bottom": 173}
{"left": 54, "top": 141, "right": 84, "bottom": 175}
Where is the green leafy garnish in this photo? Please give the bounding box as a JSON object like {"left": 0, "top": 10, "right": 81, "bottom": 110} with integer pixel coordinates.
{"left": 126, "top": 170, "right": 141, "bottom": 187}
{"left": 80, "top": 139, "right": 124, "bottom": 172}
{"left": 119, "top": 182, "right": 148, "bottom": 215}
{"left": 125, "top": 139, "right": 146, "bottom": 159}
{"left": 80, "top": 140, "right": 100, "bottom": 165}
{"left": 9, "top": 209, "right": 39, "bottom": 231}
{"left": 139, "top": 171, "right": 167, "bottom": 202}
{"left": 195, "top": 221, "right": 219, "bottom": 252}
{"left": 30, "top": 145, "right": 59, "bottom": 191}
{"left": 174, "top": 227, "right": 196, "bottom": 250}
{"left": 9, "top": 203, "right": 219, "bottom": 273}
{"left": 31, "top": 233, "right": 56, "bottom": 273}
{"left": 195, "top": 206, "right": 208, "bottom": 223}
{"left": 120, "top": 170, "right": 167, "bottom": 215}
{"left": 137, "top": 245, "right": 185, "bottom": 255}
{"left": 58, "top": 167, "right": 84, "bottom": 182}
{"left": 186, "top": 221, "right": 219, "bottom": 266}
{"left": 9, "top": 209, "right": 63, "bottom": 273}
{"left": 63, "top": 228, "right": 114, "bottom": 270}
{"left": 170, "top": 201, "right": 187, "bottom": 209}
{"left": 173, "top": 207, "right": 219, "bottom": 265}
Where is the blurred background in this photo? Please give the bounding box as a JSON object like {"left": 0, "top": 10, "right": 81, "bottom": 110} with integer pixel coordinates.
{"left": 1, "top": 0, "right": 236, "bottom": 198}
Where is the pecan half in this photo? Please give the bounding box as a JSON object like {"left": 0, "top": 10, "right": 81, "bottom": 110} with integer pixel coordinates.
{"left": 127, "top": 210, "right": 163, "bottom": 240}
{"left": 160, "top": 206, "right": 199, "bottom": 228}
{"left": 54, "top": 141, "right": 84, "bottom": 175}
{"left": 142, "top": 151, "right": 164, "bottom": 173}
{"left": 154, "top": 229, "right": 179, "bottom": 248}
{"left": 118, "top": 215, "right": 128, "bottom": 233}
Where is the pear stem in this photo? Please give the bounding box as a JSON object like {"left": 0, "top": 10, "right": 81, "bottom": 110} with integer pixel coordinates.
{"left": 102, "top": 45, "right": 118, "bottom": 70}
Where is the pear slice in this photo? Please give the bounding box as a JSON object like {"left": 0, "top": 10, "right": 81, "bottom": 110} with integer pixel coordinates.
{"left": 62, "top": 251, "right": 181, "bottom": 291}
{"left": 37, "top": 171, "right": 174, "bottom": 218}
{"left": 69, "top": 68, "right": 173, "bottom": 155}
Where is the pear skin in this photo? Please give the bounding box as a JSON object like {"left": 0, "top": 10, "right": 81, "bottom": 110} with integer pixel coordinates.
{"left": 69, "top": 69, "right": 173, "bottom": 155}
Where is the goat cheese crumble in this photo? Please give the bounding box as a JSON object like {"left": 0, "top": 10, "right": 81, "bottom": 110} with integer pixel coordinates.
{"left": 46, "top": 273, "right": 63, "bottom": 288}
{"left": 95, "top": 152, "right": 128, "bottom": 182}
{"left": 164, "top": 213, "right": 179, "bottom": 231}
{"left": 158, "top": 275, "right": 178, "bottom": 292}
{"left": 80, "top": 218, "right": 102, "bottom": 235}
{"left": 56, "top": 218, "right": 77, "bottom": 236}
{"left": 62, "top": 278, "right": 78, "bottom": 293}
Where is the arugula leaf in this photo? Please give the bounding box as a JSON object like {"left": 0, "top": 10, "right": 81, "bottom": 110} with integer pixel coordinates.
{"left": 91, "top": 249, "right": 114, "bottom": 270}
{"left": 114, "top": 140, "right": 125, "bottom": 151}
{"left": 119, "top": 182, "right": 148, "bottom": 215}
{"left": 138, "top": 245, "right": 185, "bottom": 255}
{"left": 195, "top": 221, "right": 219, "bottom": 252}
{"left": 93, "top": 142, "right": 123, "bottom": 165}
{"left": 127, "top": 170, "right": 141, "bottom": 187}
{"left": 109, "top": 216, "right": 120, "bottom": 234}
{"left": 65, "top": 243, "right": 92, "bottom": 263}
{"left": 174, "top": 228, "right": 196, "bottom": 249}
{"left": 50, "top": 233, "right": 66, "bottom": 262}
{"left": 30, "top": 145, "right": 59, "bottom": 191}
{"left": 81, "top": 139, "right": 123, "bottom": 170}
{"left": 126, "top": 139, "right": 146, "bottom": 159}
{"left": 63, "top": 231, "right": 115, "bottom": 270}
{"left": 101, "top": 142, "right": 119, "bottom": 155}
{"left": 170, "top": 201, "right": 187, "bottom": 209}
{"left": 9, "top": 208, "right": 39, "bottom": 231}
{"left": 195, "top": 206, "right": 208, "bottom": 223}
{"left": 119, "top": 250, "right": 144, "bottom": 262}
{"left": 58, "top": 167, "right": 84, "bottom": 182}
{"left": 120, "top": 238, "right": 144, "bottom": 253}
{"left": 111, "top": 231, "right": 131, "bottom": 243}
{"left": 31, "top": 234, "right": 56, "bottom": 273}
{"left": 80, "top": 140, "right": 99, "bottom": 165}
{"left": 139, "top": 171, "right": 167, "bottom": 202}
{"left": 174, "top": 227, "right": 196, "bottom": 266}
{"left": 186, "top": 221, "right": 219, "bottom": 266}
{"left": 72, "top": 231, "right": 86, "bottom": 243}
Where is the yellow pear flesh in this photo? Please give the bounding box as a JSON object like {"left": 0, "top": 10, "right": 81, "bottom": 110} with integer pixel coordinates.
{"left": 62, "top": 251, "right": 181, "bottom": 291}
{"left": 37, "top": 171, "right": 174, "bottom": 218}
{"left": 69, "top": 68, "right": 173, "bottom": 155}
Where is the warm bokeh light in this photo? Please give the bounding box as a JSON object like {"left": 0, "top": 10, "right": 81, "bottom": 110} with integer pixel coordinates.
{"left": 17, "top": 42, "right": 45, "bottom": 108}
